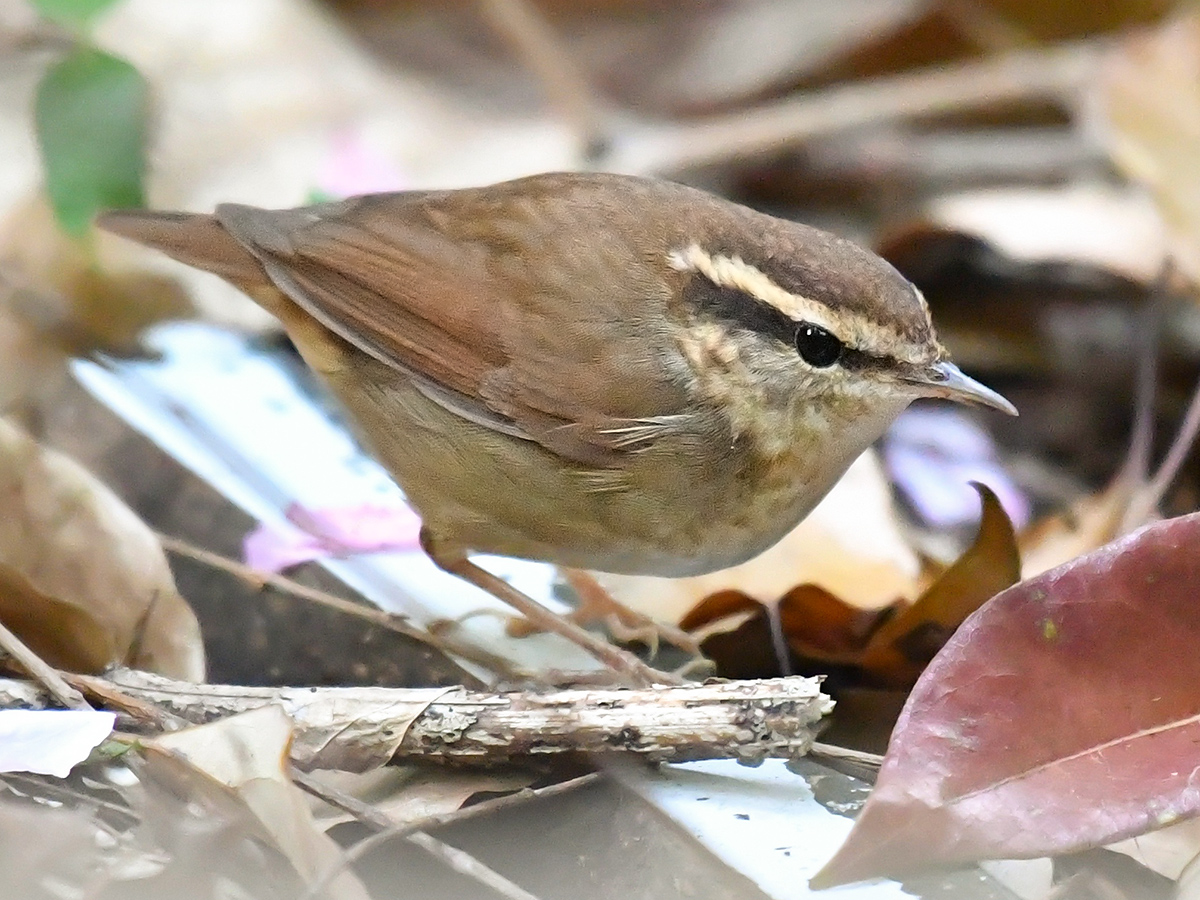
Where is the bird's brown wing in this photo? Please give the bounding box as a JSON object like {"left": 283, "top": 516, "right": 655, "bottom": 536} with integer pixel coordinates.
{"left": 216, "top": 193, "right": 698, "bottom": 467}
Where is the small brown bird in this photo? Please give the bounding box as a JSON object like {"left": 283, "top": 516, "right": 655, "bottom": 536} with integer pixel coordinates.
{"left": 99, "top": 172, "right": 1014, "bottom": 684}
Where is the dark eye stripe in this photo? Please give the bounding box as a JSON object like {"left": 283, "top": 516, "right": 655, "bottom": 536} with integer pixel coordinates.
{"left": 680, "top": 273, "right": 901, "bottom": 374}
{"left": 836, "top": 347, "right": 883, "bottom": 371}
{"left": 681, "top": 275, "right": 801, "bottom": 348}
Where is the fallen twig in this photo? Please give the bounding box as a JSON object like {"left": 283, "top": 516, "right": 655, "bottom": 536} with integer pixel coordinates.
{"left": 608, "top": 40, "right": 1101, "bottom": 175}
{"left": 156, "top": 532, "right": 525, "bottom": 683}
{"left": 0, "top": 619, "right": 90, "bottom": 711}
{"left": 294, "top": 769, "right": 564, "bottom": 900}
{"left": 808, "top": 742, "right": 885, "bottom": 784}
{"left": 479, "top": 0, "right": 610, "bottom": 159}
{"left": 46, "top": 669, "right": 831, "bottom": 772}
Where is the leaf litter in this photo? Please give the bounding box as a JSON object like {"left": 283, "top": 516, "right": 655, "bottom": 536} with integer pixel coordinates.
{"left": 9, "top": 0, "right": 1200, "bottom": 897}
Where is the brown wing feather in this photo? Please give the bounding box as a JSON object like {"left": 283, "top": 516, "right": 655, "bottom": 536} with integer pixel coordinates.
{"left": 95, "top": 209, "right": 267, "bottom": 287}
{"left": 214, "top": 180, "right": 702, "bottom": 466}
{"left": 216, "top": 198, "right": 535, "bottom": 437}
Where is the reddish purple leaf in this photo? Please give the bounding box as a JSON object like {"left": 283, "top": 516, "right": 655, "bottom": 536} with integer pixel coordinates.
{"left": 813, "top": 511, "right": 1200, "bottom": 888}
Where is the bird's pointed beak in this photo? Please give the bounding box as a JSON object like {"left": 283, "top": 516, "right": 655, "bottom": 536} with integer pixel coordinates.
{"left": 907, "top": 361, "right": 1017, "bottom": 415}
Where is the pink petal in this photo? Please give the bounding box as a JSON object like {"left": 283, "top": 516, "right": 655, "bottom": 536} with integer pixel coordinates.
{"left": 243, "top": 503, "right": 423, "bottom": 572}
{"left": 316, "top": 131, "right": 406, "bottom": 198}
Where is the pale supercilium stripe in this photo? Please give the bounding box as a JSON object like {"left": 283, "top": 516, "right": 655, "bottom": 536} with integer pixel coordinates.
{"left": 667, "top": 244, "right": 929, "bottom": 365}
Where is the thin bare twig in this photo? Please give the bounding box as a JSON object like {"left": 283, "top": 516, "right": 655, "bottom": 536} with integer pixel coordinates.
{"left": 406, "top": 833, "right": 544, "bottom": 900}
{"left": 1128, "top": 288, "right": 1164, "bottom": 488}
{"left": 65, "top": 672, "right": 186, "bottom": 731}
{"left": 1131, "top": 373, "right": 1200, "bottom": 525}
{"left": 803, "top": 127, "right": 1104, "bottom": 187}
{"left": 295, "top": 769, "right": 580, "bottom": 900}
{"left": 809, "top": 742, "right": 885, "bottom": 785}
{"left": 478, "top": 0, "right": 610, "bottom": 159}
{"left": 155, "top": 532, "right": 523, "bottom": 681}
{"left": 295, "top": 769, "right": 600, "bottom": 836}
{"left": 0, "top": 619, "right": 90, "bottom": 710}
{"left": 764, "top": 602, "right": 793, "bottom": 679}
{"left": 1121, "top": 264, "right": 1196, "bottom": 531}
{"left": 608, "top": 40, "right": 1101, "bottom": 175}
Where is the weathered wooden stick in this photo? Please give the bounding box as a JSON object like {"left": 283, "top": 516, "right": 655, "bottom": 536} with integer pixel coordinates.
{"left": 32, "top": 669, "right": 831, "bottom": 772}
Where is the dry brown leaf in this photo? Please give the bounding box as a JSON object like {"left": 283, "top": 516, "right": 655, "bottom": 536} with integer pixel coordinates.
{"left": 143, "top": 705, "right": 371, "bottom": 900}
{"left": 678, "top": 486, "right": 1017, "bottom": 697}
{"left": 1093, "top": 14, "right": 1200, "bottom": 287}
{"left": 858, "top": 484, "right": 1021, "bottom": 686}
{"left": 593, "top": 450, "right": 919, "bottom": 625}
{"left": 678, "top": 586, "right": 900, "bottom": 681}
{"left": 0, "top": 284, "right": 71, "bottom": 414}
{"left": 914, "top": 185, "right": 1170, "bottom": 285}
{"left": 1018, "top": 475, "right": 1132, "bottom": 579}
{"left": 680, "top": 585, "right": 893, "bottom": 658}
{"left": 983, "top": 0, "right": 1171, "bottom": 42}
{"left": 0, "top": 418, "right": 204, "bottom": 679}
{"left": 0, "top": 195, "right": 194, "bottom": 356}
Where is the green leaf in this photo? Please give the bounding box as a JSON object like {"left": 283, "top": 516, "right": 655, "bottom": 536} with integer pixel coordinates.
{"left": 35, "top": 47, "right": 148, "bottom": 236}
{"left": 30, "top": 0, "right": 121, "bottom": 28}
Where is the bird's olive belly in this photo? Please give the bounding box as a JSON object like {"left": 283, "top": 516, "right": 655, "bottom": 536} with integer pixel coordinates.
{"left": 326, "top": 359, "right": 885, "bottom": 578}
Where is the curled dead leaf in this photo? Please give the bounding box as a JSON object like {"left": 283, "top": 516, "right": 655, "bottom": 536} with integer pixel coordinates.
{"left": 0, "top": 418, "right": 204, "bottom": 679}
{"left": 1093, "top": 14, "right": 1200, "bottom": 287}
{"left": 680, "top": 586, "right": 899, "bottom": 682}
{"left": 858, "top": 483, "right": 1021, "bottom": 686}
{"left": 143, "top": 706, "right": 370, "bottom": 900}
{"left": 681, "top": 484, "right": 1018, "bottom": 693}
{"left": 0, "top": 195, "right": 193, "bottom": 356}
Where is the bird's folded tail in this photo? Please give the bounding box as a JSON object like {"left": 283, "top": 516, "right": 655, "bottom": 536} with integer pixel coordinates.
{"left": 96, "top": 209, "right": 268, "bottom": 289}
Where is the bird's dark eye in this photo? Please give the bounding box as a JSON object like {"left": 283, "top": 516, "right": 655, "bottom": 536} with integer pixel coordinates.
{"left": 794, "top": 323, "right": 843, "bottom": 367}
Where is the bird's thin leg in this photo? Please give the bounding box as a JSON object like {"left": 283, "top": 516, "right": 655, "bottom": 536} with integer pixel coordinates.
{"left": 420, "top": 529, "right": 679, "bottom": 687}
